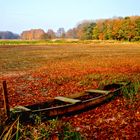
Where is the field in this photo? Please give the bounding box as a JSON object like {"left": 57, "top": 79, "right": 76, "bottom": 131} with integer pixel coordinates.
{"left": 0, "top": 42, "right": 140, "bottom": 139}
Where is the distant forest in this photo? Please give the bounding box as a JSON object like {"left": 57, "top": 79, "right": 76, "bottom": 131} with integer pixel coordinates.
{"left": 0, "top": 31, "right": 19, "bottom": 39}
{"left": 1, "top": 16, "right": 140, "bottom": 41}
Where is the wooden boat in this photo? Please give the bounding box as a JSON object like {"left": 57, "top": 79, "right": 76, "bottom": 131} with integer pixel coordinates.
{"left": 3, "top": 81, "right": 131, "bottom": 121}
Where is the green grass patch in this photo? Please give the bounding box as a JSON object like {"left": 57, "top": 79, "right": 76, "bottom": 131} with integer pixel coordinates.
{"left": 0, "top": 39, "right": 80, "bottom": 45}
{"left": 122, "top": 81, "right": 139, "bottom": 102}
{"left": 0, "top": 39, "right": 125, "bottom": 46}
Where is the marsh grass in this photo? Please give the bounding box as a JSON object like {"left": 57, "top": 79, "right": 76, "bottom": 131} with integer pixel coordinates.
{"left": 0, "top": 117, "right": 84, "bottom": 140}
{"left": 0, "top": 117, "right": 20, "bottom": 140}
{"left": 122, "top": 81, "right": 139, "bottom": 102}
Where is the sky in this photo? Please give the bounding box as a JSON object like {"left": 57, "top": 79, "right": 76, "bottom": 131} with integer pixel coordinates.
{"left": 0, "top": 0, "right": 140, "bottom": 34}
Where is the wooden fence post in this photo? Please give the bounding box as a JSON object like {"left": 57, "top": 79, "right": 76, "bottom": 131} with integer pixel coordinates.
{"left": 2, "top": 81, "right": 10, "bottom": 118}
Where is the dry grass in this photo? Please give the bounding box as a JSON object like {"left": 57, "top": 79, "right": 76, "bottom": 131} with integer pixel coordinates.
{"left": 0, "top": 43, "right": 140, "bottom": 75}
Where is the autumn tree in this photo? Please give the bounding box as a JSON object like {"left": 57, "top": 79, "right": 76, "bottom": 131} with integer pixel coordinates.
{"left": 75, "top": 23, "right": 86, "bottom": 39}
{"left": 65, "top": 28, "right": 77, "bottom": 39}
{"left": 21, "top": 29, "right": 45, "bottom": 40}
{"left": 94, "top": 20, "right": 105, "bottom": 40}
{"left": 47, "top": 29, "right": 56, "bottom": 39}
{"left": 135, "top": 17, "right": 140, "bottom": 41}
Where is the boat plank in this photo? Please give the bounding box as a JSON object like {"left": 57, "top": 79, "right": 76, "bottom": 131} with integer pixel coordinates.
{"left": 85, "top": 89, "right": 109, "bottom": 94}
{"left": 55, "top": 96, "right": 81, "bottom": 104}
{"left": 10, "top": 106, "right": 31, "bottom": 112}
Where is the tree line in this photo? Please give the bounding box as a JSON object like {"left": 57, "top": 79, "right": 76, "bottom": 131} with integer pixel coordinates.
{"left": 67, "top": 16, "right": 140, "bottom": 41}
{"left": 0, "top": 31, "right": 19, "bottom": 39}
{"left": 0, "top": 16, "right": 140, "bottom": 41}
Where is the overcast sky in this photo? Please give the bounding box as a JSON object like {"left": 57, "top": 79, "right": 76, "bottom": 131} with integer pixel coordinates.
{"left": 0, "top": 0, "right": 140, "bottom": 34}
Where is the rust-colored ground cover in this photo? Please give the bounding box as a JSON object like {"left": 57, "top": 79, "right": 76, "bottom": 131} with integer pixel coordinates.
{"left": 0, "top": 43, "right": 140, "bottom": 139}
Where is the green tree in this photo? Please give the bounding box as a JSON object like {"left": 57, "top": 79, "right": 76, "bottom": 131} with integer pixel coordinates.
{"left": 135, "top": 18, "right": 140, "bottom": 34}
{"left": 93, "top": 26, "right": 100, "bottom": 39}
{"left": 135, "top": 18, "right": 140, "bottom": 41}
{"left": 83, "top": 22, "right": 96, "bottom": 40}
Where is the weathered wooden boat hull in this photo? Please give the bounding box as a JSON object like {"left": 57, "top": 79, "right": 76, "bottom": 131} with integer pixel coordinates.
{"left": 9, "top": 82, "right": 131, "bottom": 121}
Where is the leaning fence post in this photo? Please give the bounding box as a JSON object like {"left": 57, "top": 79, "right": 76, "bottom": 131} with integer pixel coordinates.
{"left": 2, "top": 81, "right": 10, "bottom": 118}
